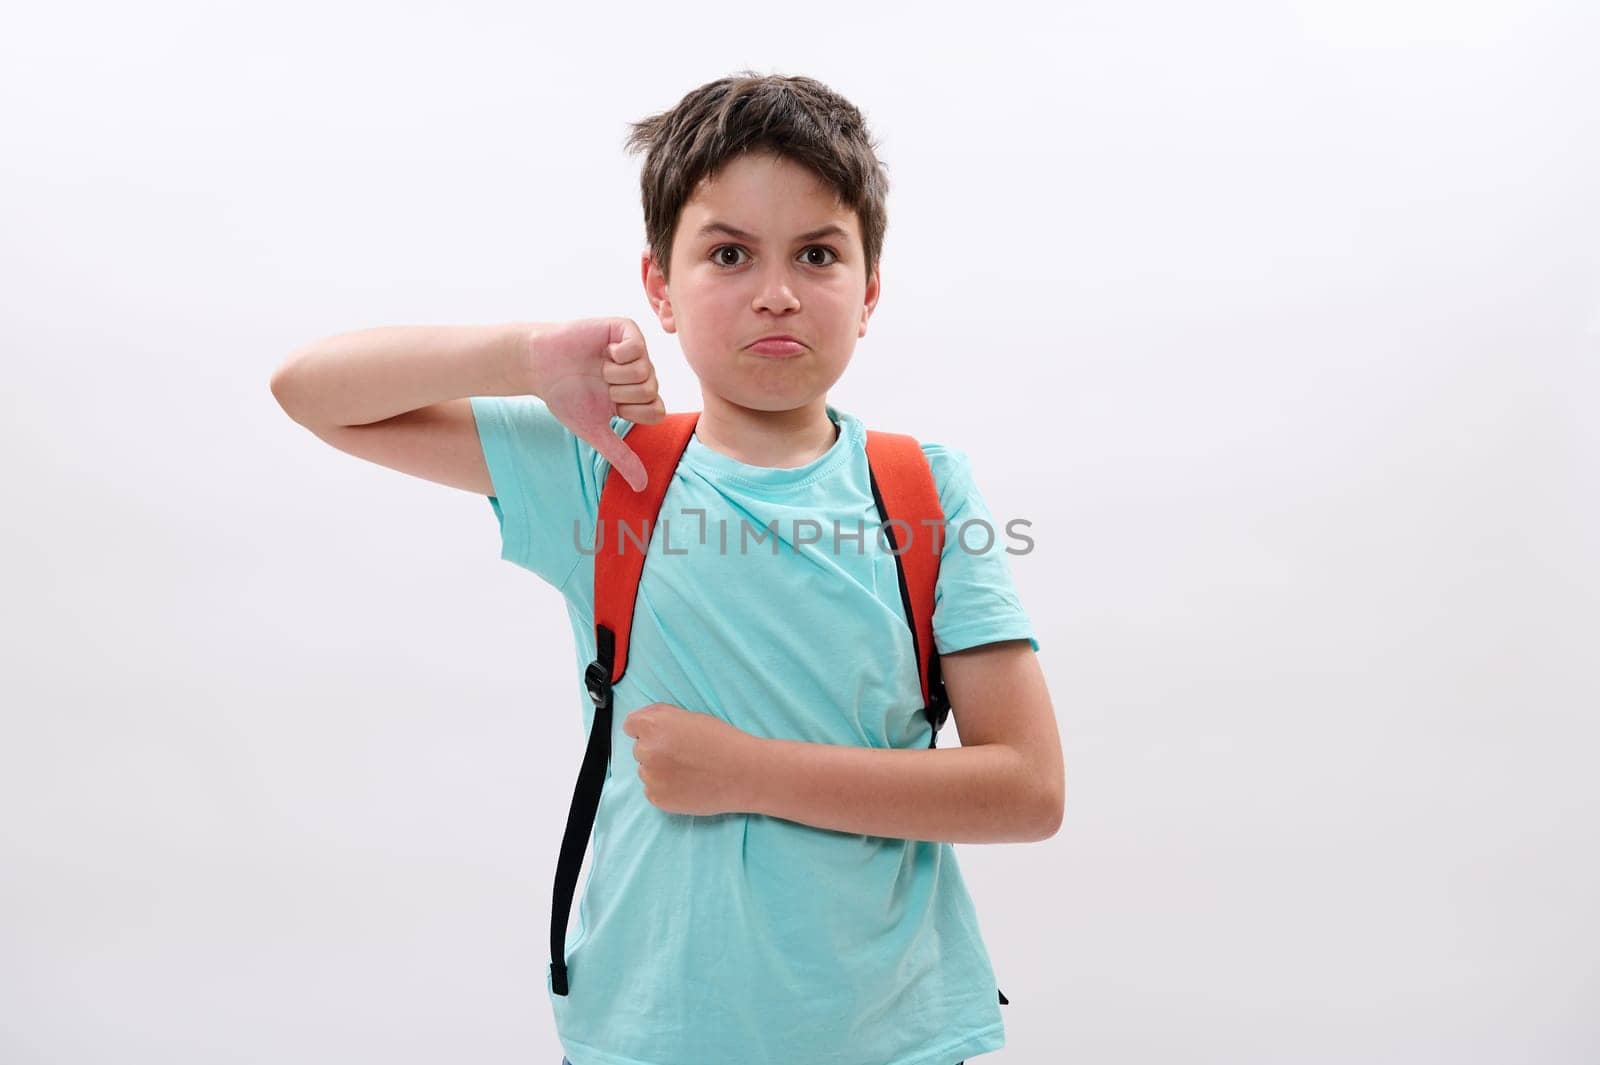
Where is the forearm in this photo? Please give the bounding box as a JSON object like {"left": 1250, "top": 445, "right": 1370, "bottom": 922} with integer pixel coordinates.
{"left": 269, "top": 322, "right": 536, "bottom": 428}
{"left": 741, "top": 736, "right": 1053, "bottom": 845}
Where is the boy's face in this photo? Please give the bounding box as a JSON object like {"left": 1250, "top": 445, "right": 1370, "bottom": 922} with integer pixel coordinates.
{"left": 641, "top": 150, "right": 880, "bottom": 414}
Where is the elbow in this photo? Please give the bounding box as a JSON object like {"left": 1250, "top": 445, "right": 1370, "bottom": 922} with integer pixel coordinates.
{"left": 269, "top": 359, "right": 296, "bottom": 410}
{"left": 1032, "top": 785, "right": 1064, "bottom": 841}
{"left": 269, "top": 354, "right": 312, "bottom": 424}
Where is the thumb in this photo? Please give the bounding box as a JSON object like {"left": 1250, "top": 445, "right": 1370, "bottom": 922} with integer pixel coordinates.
{"left": 589, "top": 426, "right": 648, "bottom": 493}
{"left": 576, "top": 418, "right": 649, "bottom": 492}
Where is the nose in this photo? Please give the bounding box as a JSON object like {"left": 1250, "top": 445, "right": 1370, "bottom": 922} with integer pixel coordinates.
{"left": 751, "top": 262, "right": 800, "bottom": 313}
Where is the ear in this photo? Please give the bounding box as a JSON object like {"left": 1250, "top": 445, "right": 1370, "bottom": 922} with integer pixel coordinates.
{"left": 641, "top": 249, "right": 677, "bottom": 335}
{"left": 859, "top": 264, "right": 881, "bottom": 337}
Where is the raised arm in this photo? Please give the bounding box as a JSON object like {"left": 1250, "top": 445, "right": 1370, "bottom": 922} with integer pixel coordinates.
{"left": 268, "top": 323, "right": 533, "bottom": 495}
{"left": 268, "top": 318, "right": 666, "bottom": 494}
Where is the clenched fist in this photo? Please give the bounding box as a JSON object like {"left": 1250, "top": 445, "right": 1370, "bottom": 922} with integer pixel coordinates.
{"left": 622, "top": 702, "right": 760, "bottom": 817}
{"left": 518, "top": 317, "right": 666, "bottom": 492}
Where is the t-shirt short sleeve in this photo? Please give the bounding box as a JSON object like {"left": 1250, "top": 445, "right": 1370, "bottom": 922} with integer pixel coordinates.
{"left": 469, "top": 394, "right": 632, "bottom": 592}
{"left": 922, "top": 442, "right": 1040, "bottom": 655}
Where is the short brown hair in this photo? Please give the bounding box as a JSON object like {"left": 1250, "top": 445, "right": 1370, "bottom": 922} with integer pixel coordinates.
{"left": 623, "top": 71, "right": 890, "bottom": 286}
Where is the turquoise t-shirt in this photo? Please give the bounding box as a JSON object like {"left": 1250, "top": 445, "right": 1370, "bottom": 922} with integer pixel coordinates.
{"left": 471, "top": 395, "right": 1039, "bottom": 1065}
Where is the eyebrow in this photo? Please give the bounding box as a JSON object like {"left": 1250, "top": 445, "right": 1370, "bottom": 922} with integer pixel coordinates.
{"left": 694, "top": 220, "right": 850, "bottom": 244}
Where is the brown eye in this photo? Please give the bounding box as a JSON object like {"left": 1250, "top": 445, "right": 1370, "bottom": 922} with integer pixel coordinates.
{"left": 710, "top": 244, "right": 840, "bottom": 268}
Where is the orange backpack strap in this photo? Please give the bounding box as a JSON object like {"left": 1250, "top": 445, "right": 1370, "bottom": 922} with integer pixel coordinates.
{"left": 590, "top": 411, "right": 701, "bottom": 688}
{"left": 551, "top": 410, "right": 698, "bottom": 998}
{"left": 863, "top": 429, "right": 951, "bottom": 749}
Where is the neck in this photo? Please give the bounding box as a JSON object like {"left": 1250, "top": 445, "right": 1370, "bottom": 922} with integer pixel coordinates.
{"left": 693, "top": 393, "right": 839, "bottom": 469}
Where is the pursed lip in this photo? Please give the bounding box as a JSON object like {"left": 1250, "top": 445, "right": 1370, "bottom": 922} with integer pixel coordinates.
{"left": 748, "top": 334, "right": 805, "bottom": 347}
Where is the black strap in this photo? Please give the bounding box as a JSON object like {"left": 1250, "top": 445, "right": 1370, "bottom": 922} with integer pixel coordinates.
{"left": 923, "top": 649, "right": 951, "bottom": 748}
{"left": 549, "top": 624, "right": 616, "bottom": 996}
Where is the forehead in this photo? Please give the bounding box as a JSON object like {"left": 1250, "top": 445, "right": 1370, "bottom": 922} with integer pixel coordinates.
{"left": 679, "top": 152, "right": 859, "bottom": 241}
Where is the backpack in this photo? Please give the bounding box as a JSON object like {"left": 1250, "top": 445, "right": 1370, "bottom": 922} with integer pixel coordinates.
{"left": 548, "top": 410, "right": 1008, "bottom": 1011}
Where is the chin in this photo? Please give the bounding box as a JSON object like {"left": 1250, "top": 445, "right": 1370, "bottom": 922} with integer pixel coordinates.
{"left": 731, "top": 391, "right": 817, "bottom": 413}
{"left": 702, "top": 377, "right": 823, "bottom": 414}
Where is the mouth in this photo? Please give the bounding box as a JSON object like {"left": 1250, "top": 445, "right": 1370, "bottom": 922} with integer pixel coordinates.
{"left": 747, "top": 338, "right": 807, "bottom": 357}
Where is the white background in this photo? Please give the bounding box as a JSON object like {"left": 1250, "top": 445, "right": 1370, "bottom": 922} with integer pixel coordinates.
{"left": 3, "top": 1, "right": 1597, "bottom": 1062}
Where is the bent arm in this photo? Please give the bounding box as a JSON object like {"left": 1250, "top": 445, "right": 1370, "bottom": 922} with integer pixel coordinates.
{"left": 741, "top": 738, "right": 1051, "bottom": 844}
{"left": 739, "top": 639, "right": 1062, "bottom": 845}
{"left": 269, "top": 322, "right": 535, "bottom": 429}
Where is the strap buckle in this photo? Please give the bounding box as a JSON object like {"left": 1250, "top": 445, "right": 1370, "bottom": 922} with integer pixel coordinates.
{"left": 584, "top": 659, "right": 612, "bottom": 708}
{"left": 926, "top": 678, "right": 951, "bottom": 733}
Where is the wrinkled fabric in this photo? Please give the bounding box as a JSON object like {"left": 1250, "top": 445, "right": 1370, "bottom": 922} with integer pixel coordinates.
{"left": 473, "top": 397, "right": 1035, "bottom": 1065}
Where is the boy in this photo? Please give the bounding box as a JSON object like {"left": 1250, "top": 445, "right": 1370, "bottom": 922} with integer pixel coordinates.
{"left": 271, "top": 72, "right": 1062, "bottom": 1065}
